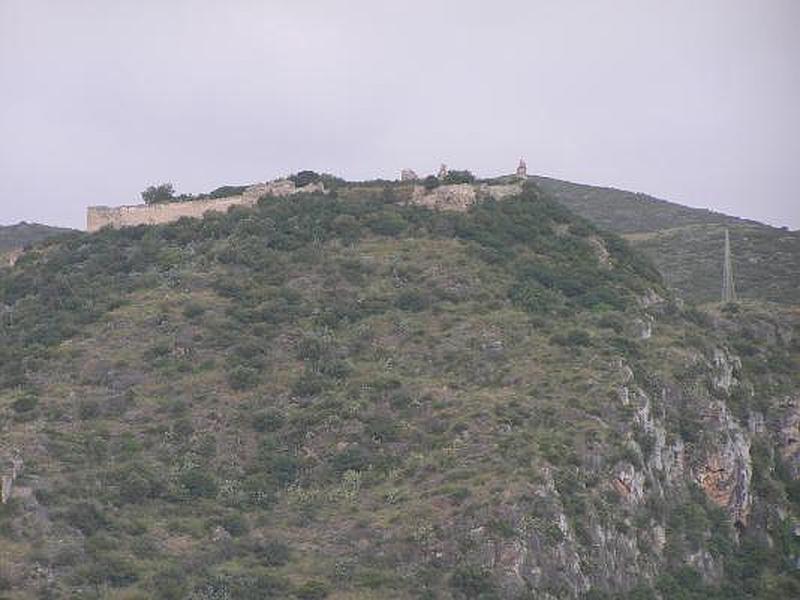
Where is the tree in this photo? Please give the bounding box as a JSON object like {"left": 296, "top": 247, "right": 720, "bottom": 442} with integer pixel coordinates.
{"left": 443, "top": 170, "right": 476, "bottom": 185}
{"left": 141, "top": 183, "right": 175, "bottom": 204}
{"left": 423, "top": 175, "right": 440, "bottom": 191}
{"left": 290, "top": 170, "right": 321, "bottom": 188}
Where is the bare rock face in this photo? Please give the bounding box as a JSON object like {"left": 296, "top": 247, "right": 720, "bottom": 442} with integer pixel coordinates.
{"left": 411, "top": 184, "right": 478, "bottom": 211}
{"left": 588, "top": 236, "right": 613, "bottom": 268}
{"left": 694, "top": 402, "right": 752, "bottom": 524}
{"left": 479, "top": 183, "right": 524, "bottom": 200}
{"left": 779, "top": 397, "right": 800, "bottom": 479}
{"left": 613, "top": 463, "right": 646, "bottom": 504}
{"left": 711, "top": 347, "right": 741, "bottom": 393}
{"left": 1, "top": 451, "right": 23, "bottom": 504}
{"left": 628, "top": 316, "right": 654, "bottom": 340}
{"left": 5, "top": 247, "right": 23, "bottom": 267}
{"left": 638, "top": 288, "right": 665, "bottom": 308}
{"left": 410, "top": 182, "right": 524, "bottom": 212}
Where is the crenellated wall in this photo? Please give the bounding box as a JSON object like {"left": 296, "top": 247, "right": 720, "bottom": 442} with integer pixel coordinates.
{"left": 86, "top": 180, "right": 325, "bottom": 232}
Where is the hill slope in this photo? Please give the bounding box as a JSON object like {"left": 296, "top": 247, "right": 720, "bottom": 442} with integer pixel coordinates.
{"left": 0, "top": 222, "right": 74, "bottom": 253}
{"left": 532, "top": 176, "right": 799, "bottom": 305}
{"left": 1, "top": 184, "right": 799, "bottom": 599}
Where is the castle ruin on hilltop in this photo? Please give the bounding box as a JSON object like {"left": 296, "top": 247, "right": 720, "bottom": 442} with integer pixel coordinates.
{"left": 86, "top": 179, "right": 325, "bottom": 232}
{"left": 86, "top": 161, "right": 530, "bottom": 232}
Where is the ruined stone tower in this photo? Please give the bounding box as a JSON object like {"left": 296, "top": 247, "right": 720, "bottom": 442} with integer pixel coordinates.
{"left": 516, "top": 158, "right": 528, "bottom": 179}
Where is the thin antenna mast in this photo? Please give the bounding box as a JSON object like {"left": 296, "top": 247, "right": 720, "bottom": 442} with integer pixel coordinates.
{"left": 721, "top": 228, "right": 737, "bottom": 304}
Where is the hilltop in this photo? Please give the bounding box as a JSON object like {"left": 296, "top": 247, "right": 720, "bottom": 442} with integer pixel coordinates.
{"left": 0, "top": 222, "right": 73, "bottom": 253}
{"left": 82, "top": 170, "right": 799, "bottom": 307}
{"left": 1, "top": 181, "right": 799, "bottom": 599}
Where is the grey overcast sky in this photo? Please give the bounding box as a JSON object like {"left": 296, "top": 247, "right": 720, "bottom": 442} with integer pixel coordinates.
{"left": 1, "top": 0, "right": 799, "bottom": 230}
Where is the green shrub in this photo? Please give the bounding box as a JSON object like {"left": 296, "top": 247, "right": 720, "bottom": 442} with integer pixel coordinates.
{"left": 450, "top": 566, "right": 497, "bottom": 599}
{"left": 182, "top": 301, "right": 207, "bottom": 319}
{"left": 292, "top": 371, "right": 325, "bottom": 397}
{"left": 290, "top": 170, "right": 322, "bottom": 188}
{"left": 78, "top": 399, "right": 101, "bottom": 420}
{"left": 295, "top": 580, "right": 330, "bottom": 599}
{"left": 178, "top": 468, "right": 218, "bottom": 498}
{"left": 331, "top": 446, "right": 371, "bottom": 475}
{"left": 551, "top": 329, "right": 591, "bottom": 347}
{"left": 113, "top": 462, "right": 165, "bottom": 504}
{"left": 254, "top": 539, "right": 291, "bottom": 566}
{"left": 395, "top": 289, "right": 430, "bottom": 312}
{"left": 368, "top": 211, "right": 407, "bottom": 236}
{"left": 228, "top": 365, "right": 260, "bottom": 390}
{"left": 252, "top": 409, "right": 286, "bottom": 433}
{"left": 442, "top": 170, "right": 476, "bottom": 185}
{"left": 11, "top": 392, "right": 39, "bottom": 413}
{"left": 509, "top": 282, "right": 561, "bottom": 314}
{"left": 62, "top": 502, "right": 109, "bottom": 535}
{"left": 209, "top": 185, "right": 248, "bottom": 198}
{"left": 220, "top": 513, "right": 249, "bottom": 537}
{"left": 423, "top": 175, "right": 440, "bottom": 190}
{"left": 151, "top": 565, "right": 189, "bottom": 599}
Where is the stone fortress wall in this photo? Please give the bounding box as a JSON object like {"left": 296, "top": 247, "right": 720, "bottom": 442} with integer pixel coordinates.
{"left": 86, "top": 180, "right": 324, "bottom": 232}
{"left": 86, "top": 161, "right": 530, "bottom": 231}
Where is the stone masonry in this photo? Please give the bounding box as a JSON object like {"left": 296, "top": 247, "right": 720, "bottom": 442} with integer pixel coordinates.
{"left": 86, "top": 179, "right": 324, "bottom": 232}
{"left": 86, "top": 163, "right": 530, "bottom": 231}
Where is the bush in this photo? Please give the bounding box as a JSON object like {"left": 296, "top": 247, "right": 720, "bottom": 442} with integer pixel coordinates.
{"left": 551, "top": 329, "right": 591, "bottom": 347}
{"left": 295, "top": 580, "right": 329, "bottom": 599}
{"left": 368, "top": 211, "right": 407, "bottom": 236}
{"left": 443, "top": 170, "right": 476, "bottom": 185}
{"left": 113, "top": 463, "right": 164, "bottom": 504}
{"left": 228, "top": 365, "right": 260, "bottom": 391}
{"left": 450, "top": 566, "right": 497, "bottom": 599}
{"left": 254, "top": 539, "right": 291, "bottom": 566}
{"left": 291, "top": 170, "right": 322, "bottom": 188}
{"left": 209, "top": 185, "right": 248, "bottom": 198}
{"left": 178, "top": 468, "right": 218, "bottom": 498}
{"left": 220, "top": 513, "right": 249, "bottom": 537}
{"left": 331, "top": 446, "right": 371, "bottom": 475}
{"left": 509, "top": 283, "right": 561, "bottom": 314}
{"left": 423, "top": 175, "right": 440, "bottom": 190}
{"left": 78, "top": 399, "right": 101, "bottom": 420}
{"left": 183, "top": 302, "right": 207, "bottom": 319}
{"left": 151, "top": 565, "right": 189, "bottom": 599}
{"left": 395, "top": 289, "right": 430, "bottom": 312}
{"left": 252, "top": 409, "right": 286, "bottom": 433}
{"left": 62, "top": 502, "right": 109, "bottom": 535}
{"left": 292, "top": 371, "right": 325, "bottom": 397}
{"left": 11, "top": 392, "right": 39, "bottom": 413}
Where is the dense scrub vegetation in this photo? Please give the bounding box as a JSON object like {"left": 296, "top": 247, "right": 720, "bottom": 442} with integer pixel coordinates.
{"left": 0, "top": 222, "right": 73, "bottom": 253}
{"left": 0, "top": 182, "right": 798, "bottom": 599}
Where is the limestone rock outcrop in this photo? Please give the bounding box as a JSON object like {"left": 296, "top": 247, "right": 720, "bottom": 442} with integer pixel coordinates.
{"left": 409, "top": 182, "right": 524, "bottom": 212}
{"left": 694, "top": 401, "right": 752, "bottom": 524}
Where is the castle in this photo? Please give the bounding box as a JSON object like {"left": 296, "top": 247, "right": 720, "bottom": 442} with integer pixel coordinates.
{"left": 86, "top": 161, "right": 530, "bottom": 232}
{"left": 86, "top": 179, "right": 324, "bottom": 232}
